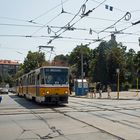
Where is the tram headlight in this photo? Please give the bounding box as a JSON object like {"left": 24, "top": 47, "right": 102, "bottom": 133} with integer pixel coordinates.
{"left": 42, "top": 92, "right": 45, "bottom": 96}
{"left": 46, "top": 91, "right": 50, "bottom": 94}
{"left": 65, "top": 91, "right": 68, "bottom": 94}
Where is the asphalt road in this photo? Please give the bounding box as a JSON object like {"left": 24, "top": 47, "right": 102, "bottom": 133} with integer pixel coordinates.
{"left": 0, "top": 93, "right": 140, "bottom": 140}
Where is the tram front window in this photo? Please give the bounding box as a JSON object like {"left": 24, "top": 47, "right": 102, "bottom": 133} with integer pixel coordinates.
{"left": 44, "top": 68, "right": 68, "bottom": 84}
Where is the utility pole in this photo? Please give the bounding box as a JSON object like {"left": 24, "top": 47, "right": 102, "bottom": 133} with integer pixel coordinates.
{"left": 81, "top": 48, "right": 84, "bottom": 96}
{"left": 136, "top": 77, "right": 139, "bottom": 96}
{"left": 116, "top": 68, "right": 120, "bottom": 99}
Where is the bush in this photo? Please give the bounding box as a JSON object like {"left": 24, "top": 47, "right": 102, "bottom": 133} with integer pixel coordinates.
{"left": 121, "top": 82, "right": 132, "bottom": 91}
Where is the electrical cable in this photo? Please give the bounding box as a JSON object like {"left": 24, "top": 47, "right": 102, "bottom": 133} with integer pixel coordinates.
{"left": 81, "top": 0, "right": 107, "bottom": 17}
{"left": 54, "top": 0, "right": 89, "bottom": 35}
{"left": 0, "top": 22, "right": 133, "bottom": 36}
{"left": 31, "top": 13, "right": 62, "bottom": 36}
{"left": 0, "top": 23, "right": 44, "bottom": 28}
{"left": 0, "top": 16, "right": 30, "bottom": 23}
{"left": 90, "top": 0, "right": 127, "bottom": 13}
{"left": 46, "top": 0, "right": 107, "bottom": 45}
{"left": 98, "top": 12, "right": 131, "bottom": 34}
{"left": 130, "top": 9, "right": 140, "bottom": 13}
{"left": 29, "top": 0, "right": 70, "bottom": 22}
{"left": 86, "top": 20, "right": 139, "bottom": 47}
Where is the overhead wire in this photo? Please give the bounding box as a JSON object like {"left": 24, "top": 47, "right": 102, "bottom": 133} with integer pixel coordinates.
{"left": 0, "top": 16, "right": 30, "bottom": 23}
{"left": 1, "top": 0, "right": 140, "bottom": 52}
{"left": 98, "top": 12, "right": 131, "bottom": 34}
{"left": 130, "top": 9, "right": 140, "bottom": 13}
{"left": 46, "top": 0, "right": 107, "bottom": 45}
{"left": 86, "top": 18, "right": 140, "bottom": 47}
{"left": 54, "top": 0, "right": 89, "bottom": 35}
{"left": 90, "top": 0, "right": 127, "bottom": 13}
{"left": 45, "top": 0, "right": 89, "bottom": 44}
{"left": 0, "top": 22, "right": 133, "bottom": 36}
{"left": 31, "top": 13, "right": 62, "bottom": 36}
{"left": 30, "top": 0, "right": 75, "bottom": 36}
{"left": 81, "top": 0, "right": 107, "bottom": 17}
{"left": 0, "top": 23, "right": 43, "bottom": 28}
{"left": 29, "top": 0, "right": 70, "bottom": 22}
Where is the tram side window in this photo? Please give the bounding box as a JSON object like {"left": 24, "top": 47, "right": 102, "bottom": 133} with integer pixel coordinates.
{"left": 32, "top": 74, "right": 35, "bottom": 85}
{"left": 16, "top": 80, "right": 19, "bottom": 86}
{"left": 41, "top": 69, "right": 45, "bottom": 84}
{"left": 28, "top": 74, "right": 32, "bottom": 85}
{"left": 20, "top": 78, "right": 23, "bottom": 86}
{"left": 36, "top": 74, "right": 40, "bottom": 85}
{"left": 30, "top": 73, "right": 35, "bottom": 85}
{"left": 23, "top": 76, "right": 27, "bottom": 86}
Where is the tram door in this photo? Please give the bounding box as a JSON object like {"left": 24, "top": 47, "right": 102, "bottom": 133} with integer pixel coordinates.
{"left": 36, "top": 74, "right": 40, "bottom": 96}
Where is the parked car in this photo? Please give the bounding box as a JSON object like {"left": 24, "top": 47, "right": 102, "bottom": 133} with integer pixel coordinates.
{"left": 0, "top": 88, "right": 8, "bottom": 94}
{"left": 0, "top": 88, "right": 2, "bottom": 93}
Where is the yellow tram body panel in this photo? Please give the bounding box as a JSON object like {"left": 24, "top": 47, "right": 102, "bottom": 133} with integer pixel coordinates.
{"left": 26, "top": 86, "right": 69, "bottom": 97}
{"left": 28, "top": 86, "right": 36, "bottom": 97}
{"left": 18, "top": 86, "right": 23, "bottom": 96}
{"left": 39, "top": 87, "right": 69, "bottom": 97}
{"left": 22, "top": 86, "right": 27, "bottom": 95}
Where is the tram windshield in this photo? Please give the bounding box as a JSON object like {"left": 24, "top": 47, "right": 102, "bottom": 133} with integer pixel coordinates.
{"left": 44, "top": 68, "right": 69, "bottom": 85}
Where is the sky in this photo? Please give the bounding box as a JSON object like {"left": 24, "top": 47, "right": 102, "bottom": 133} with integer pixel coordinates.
{"left": 0, "top": 0, "right": 140, "bottom": 62}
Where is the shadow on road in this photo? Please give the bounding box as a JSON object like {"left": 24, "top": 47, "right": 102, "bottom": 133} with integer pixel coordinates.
{"left": 9, "top": 94, "right": 66, "bottom": 109}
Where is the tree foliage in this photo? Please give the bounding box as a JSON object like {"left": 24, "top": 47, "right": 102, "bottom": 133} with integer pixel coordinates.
{"left": 23, "top": 51, "right": 46, "bottom": 73}
{"left": 92, "top": 41, "right": 108, "bottom": 84}
{"left": 52, "top": 35, "right": 139, "bottom": 90}
{"left": 68, "top": 44, "right": 91, "bottom": 78}
{"left": 15, "top": 35, "right": 140, "bottom": 91}
{"left": 107, "top": 47, "right": 126, "bottom": 84}
{"left": 53, "top": 54, "right": 69, "bottom": 66}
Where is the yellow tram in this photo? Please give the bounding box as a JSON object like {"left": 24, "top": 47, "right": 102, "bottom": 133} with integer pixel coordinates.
{"left": 16, "top": 66, "right": 69, "bottom": 104}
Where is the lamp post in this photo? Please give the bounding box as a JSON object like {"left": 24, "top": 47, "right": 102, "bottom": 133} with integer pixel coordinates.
{"left": 116, "top": 68, "right": 120, "bottom": 99}
{"left": 136, "top": 70, "right": 140, "bottom": 96}
{"left": 136, "top": 77, "right": 139, "bottom": 96}
{"left": 81, "top": 49, "right": 84, "bottom": 96}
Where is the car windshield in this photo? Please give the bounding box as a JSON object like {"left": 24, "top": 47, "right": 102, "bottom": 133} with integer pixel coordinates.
{"left": 44, "top": 68, "right": 68, "bottom": 84}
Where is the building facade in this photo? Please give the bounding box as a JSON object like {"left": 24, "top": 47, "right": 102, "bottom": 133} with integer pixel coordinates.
{"left": 0, "top": 60, "right": 19, "bottom": 82}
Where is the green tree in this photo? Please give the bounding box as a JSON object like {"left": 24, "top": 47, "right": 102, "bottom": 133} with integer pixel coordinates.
{"left": 15, "top": 64, "right": 24, "bottom": 78}
{"left": 125, "top": 49, "right": 136, "bottom": 85}
{"left": 107, "top": 47, "right": 126, "bottom": 84}
{"left": 4, "top": 74, "right": 15, "bottom": 87}
{"left": 134, "top": 51, "right": 140, "bottom": 81}
{"left": 53, "top": 54, "right": 69, "bottom": 66}
{"left": 23, "top": 51, "right": 46, "bottom": 73}
{"left": 88, "top": 48, "right": 98, "bottom": 82}
{"left": 69, "top": 44, "right": 91, "bottom": 78}
{"left": 93, "top": 41, "right": 108, "bottom": 84}
{"left": 134, "top": 51, "right": 140, "bottom": 70}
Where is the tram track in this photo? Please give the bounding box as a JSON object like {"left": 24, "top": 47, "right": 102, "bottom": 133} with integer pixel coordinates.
{"left": 68, "top": 100, "right": 140, "bottom": 125}
{"left": 1, "top": 95, "right": 140, "bottom": 139}
{"left": 51, "top": 106, "right": 125, "bottom": 140}
{"left": 69, "top": 99, "right": 140, "bottom": 118}
{"left": 66, "top": 99, "right": 140, "bottom": 130}
{"left": 0, "top": 102, "right": 124, "bottom": 139}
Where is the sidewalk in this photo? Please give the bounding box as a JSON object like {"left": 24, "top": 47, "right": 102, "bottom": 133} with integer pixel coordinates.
{"left": 70, "top": 91, "right": 140, "bottom": 100}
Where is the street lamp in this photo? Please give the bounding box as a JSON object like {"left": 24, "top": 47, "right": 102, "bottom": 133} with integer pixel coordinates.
{"left": 136, "top": 77, "right": 139, "bottom": 96}
{"left": 116, "top": 68, "right": 120, "bottom": 99}
{"left": 136, "top": 70, "right": 140, "bottom": 96}
{"left": 81, "top": 49, "right": 84, "bottom": 95}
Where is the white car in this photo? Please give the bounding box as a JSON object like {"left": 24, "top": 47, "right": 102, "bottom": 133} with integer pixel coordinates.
{"left": 0, "top": 88, "right": 8, "bottom": 94}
